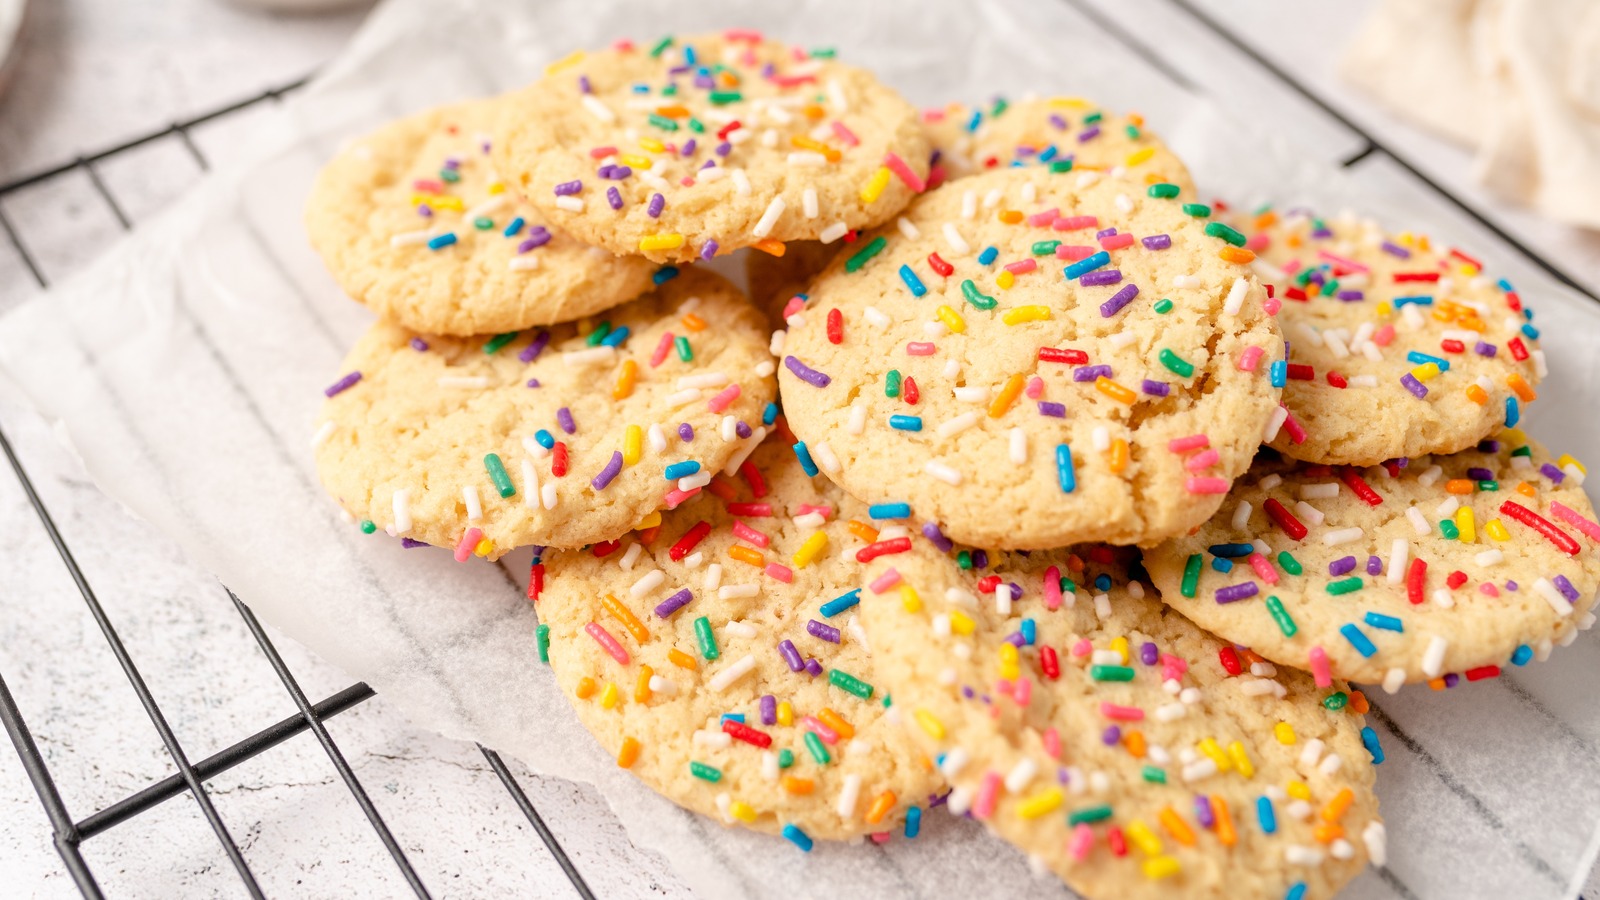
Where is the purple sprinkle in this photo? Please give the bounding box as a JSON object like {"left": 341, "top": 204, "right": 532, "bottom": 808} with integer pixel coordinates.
{"left": 1312, "top": 226, "right": 1334, "bottom": 239}
{"left": 647, "top": 193, "right": 665, "bottom": 218}
{"left": 526, "top": 378, "right": 541, "bottom": 388}
{"left": 1141, "top": 234, "right": 1172, "bottom": 250}
{"left": 1074, "top": 365, "right": 1112, "bottom": 382}
{"left": 1541, "top": 463, "right": 1565, "bottom": 483}
{"left": 578, "top": 74, "right": 592, "bottom": 94}
{"left": 1101, "top": 725, "right": 1120, "bottom": 746}
{"left": 400, "top": 537, "right": 427, "bottom": 548}
{"left": 1100, "top": 284, "right": 1140, "bottom": 318}
{"left": 553, "top": 180, "right": 582, "bottom": 196}
{"left": 1095, "top": 228, "right": 1118, "bottom": 240}
{"left": 607, "top": 186, "right": 624, "bottom": 210}
{"left": 324, "top": 371, "right": 362, "bottom": 397}
{"left": 735, "top": 421, "right": 753, "bottom": 439}
{"left": 1037, "top": 401, "right": 1066, "bottom": 418}
{"left": 1078, "top": 126, "right": 1101, "bottom": 143}
{"left": 778, "top": 640, "right": 804, "bottom": 672}
{"left": 700, "top": 239, "right": 720, "bottom": 261}
{"left": 784, "top": 355, "right": 831, "bottom": 387}
{"left": 1367, "top": 555, "right": 1383, "bottom": 576}
{"left": 1474, "top": 341, "right": 1497, "bottom": 357}
{"left": 1400, "top": 372, "right": 1428, "bottom": 398}
{"left": 1466, "top": 467, "right": 1494, "bottom": 481}
{"left": 416, "top": 204, "right": 433, "bottom": 218}
{"left": 1140, "top": 642, "right": 1158, "bottom": 665}
{"left": 1048, "top": 113, "right": 1068, "bottom": 131}
{"left": 1478, "top": 440, "right": 1501, "bottom": 453}
{"left": 972, "top": 550, "right": 989, "bottom": 570}
{"left": 961, "top": 685, "right": 975, "bottom": 700}
{"left": 1081, "top": 269, "right": 1124, "bottom": 287}
{"left": 1004, "top": 632, "right": 1027, "bottom": 648}
{"left": 760, "top": 695, "right": 777, "bottom": 725}
{"left": 590, "top": 451, "right": 624, "bottom": 490}
{"left": 1014, "top": 145, "right": 1037, "bottom": 159}
{"left": 1307, "top": 270, "right": 1327, "bottom": 286}
{"left": 519, "top": 230, "right": 552, "bottom": 253}
{"left": 1506, "top": 580, "right": 1520, "bottom": 592}
{"left": 682, "top": 138, "right": 697, "bottom": 156}
{"left": 610, "top": 165, "right": 633, "bottom": 179}
{"left": 557, "top": 407, "right": 576, "bottom": 434}
{"left": 921, "top": 522, "right": 954, "bottom": 553}
{"left": 1380, "top": 240, "right": 1411, "bottom": 258}
{"left": 807, "top": 619, "right": 841, "bottom": 643}
{"left": 715, "top": 141, "right": 732, "bottom": 156}
{"left": 1337, "top": 290, "right": 1364, "bottom": 302}
{"left": 1215, "top": 582, "right": 1259, "bottom": 604}
{"left": 654, "top": 588, "right": 694, "bottom": 618}
{"left": 409, "top": 337, "right": 429, "bottom": 352}
{"left": 1195, "top": 795, "right": 1215, "bottom": 828}
{"left": 1554, "top": 575, "right": 1580, "bottom": 601}
{"left": 1329, "top": 556, "right": 1357, "bottom": 576}
{"left": 596, "top": 164, "right": 615, "bottom": 179}
{"left": 519, "top": 330, "right": 551, "bottom": 363}
{"left": 804, "top": 658, "right": 823, "bottom": 677}
{"left": 1443, "top": 673, "right": 1460, "bottom": 688}
{"left": 1141, "top": 379, "right": 1170, "bottom": 397}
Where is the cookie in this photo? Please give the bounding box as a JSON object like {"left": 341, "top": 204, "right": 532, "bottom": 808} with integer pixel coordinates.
{"left": 1236, "top": 206, "right": 1545, "bottom": 465}
{"left": 493, "top": 31, "right": 931, "bottom": 264}
{"left": 536, "top": 440, "right": 943, "bottom": 843}
{"left": 858, "top": 540, "right": 1383, "bottom": 899}
{"left": 313, "top": 267, "right": 775, "bottom": 557}
{"left": 962, "top": 97, "right": 1196, "bottom": 196}
{"left": 1144, "top": 434, "right": 1599, "bottom": 690}
{"left": 777, "top": 167, "right": 1284, "bottom": 549}
{"left": 305, "top": 98, "right": 657, "bottom": 336}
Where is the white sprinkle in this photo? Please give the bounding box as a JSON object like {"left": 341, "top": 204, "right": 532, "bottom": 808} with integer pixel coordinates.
{"left": 814, "top": 441, "right": 840, "bottom": 474}
{"left": 645, "top": 424, "right": 667, "bottom": 454}
{"left": 1431, "top": 588, "right": 1455, "bottom": 609}
{"left": 1020, "top": 183, "right": 1037, "bottom": 203}
{"left": 751, "top": 196, "right": 787, "bottom": 238}
{"left": 1091, "top": 426, "right": 1110, "bottom": 452}
{"left": 662, "top": 388, "right": 699, "bottom": 408}
{"left": 460, "top": 486, "right": 483, "bottom": 522}
{"left": 392, "top": 489, "right": 412, "bottom": 533}
{"left": 953, "top": 386, "right": 990, "bottom": 403}
{"left": 1260, "top": 474, "right": 1283, "bottom": 490}
{"left": 1416, "top": 464, "right": 1443, "bottom": 487}
{"left": 1434, "top": 496, "right": 1460, "bottom": 518}
{"left": 554, "top": 196, "right": 584, "bottom": 213}
{"left": 794, "top": 512, "right": 826, "bottom": 530}
{"left": 539, "top": 482, "right": 558, "bottom": 509}
{"left": 1004, "top": 758, "right": 1037, "bottom": 793}
{"left": 1171, "top": 273, "right": 1202, "bottom": 290}
{"left": 995, "top": 583, "right": 1012, "bottom": 616}
{"left": 826, "top": 78, "right": 849, "bottom": 113}
{"left": 1009, "top": 427, "right": 1027, "bottom": 464}
{"left": 1238, "top": 678, "right": 1278, "bottom": 697}
{"left": 1421, "top": 635, "right": 1448, "bottom": 678}
{"left": 836, "top": 772, "right": 863, "bottom": 819}
{"left": 1294, "top": 501, "right": 1325, "bottom": 526}
{"left": 1299, "top": 483, "right": 1340, "bottom": 500}
{"left": 1182, "top": 759, "right": 1218, "bottom": 782}
{"left": 563, "top": 346, "right": 615, "bottom": 366}
{"left": 769, "top": 329, "right": 787, "bottom": 356}
{"left": 942, "top": 222, "right": 970, "bottom": 255}
{"left": 709, "top": 654, "right": 757, "bottom": 692}
{"left": 1322, "top": 526, "right": 1363, "bottom": 546}
{"left": 1222, "top": 277, "right": 1250, "bottom": 315}
{"left": 802, "top": 188, "right": 819, "bottom": 219}
{"left": 720, "top": 417, "right": 738, "bottom": 442}
{"left": 464, "top": 195, "right": 507, "bottom": 221}
{"left": 925, "top": 460, "right": 962, "bottom": 485}
{"left": 760, "top": 751, "right": 780, "bottom": 781}
{"left": 1533, "top": 349, "right": 1549, "bottom": 378}
{"left": 649, "top": 675, "right": 677, "bottom": 697}
{"left": 694, "top": 731, "right": 732, "bottom": 749}
{"left": 847, "top": 614, "right": 869, "bottom": 651}
{"left": 731, "top": 168, "right": 752, "bottom": 196}
{"left": 704, "top": 563, "right": 723, "bottom": 592}
{"left": 718, "top": 583, "right": 759, "bottom": 601}
{"left": 521, "top": 459, "right": 539, "bottom": 508}
{"left": 630, "top": 569, "right": 665, "bottom": 597}
{"left": 1382, "top": 667, "right": 1406, "bottom": 694}
{"left": 1534, "top": 578, "right": 1575, "bottom": 615}
{"left": 1286, "top": 845, "right": 1326, "bottom": 867}
{"left": 1363, "top": 822, "right": 1387, "bottom": 868}
{"left": 864, "top": 306, "right": 890, "bottom": 327}
{"left": 310, "top": 421, "right": 335, "bottom": 448}
{"left": 1324, "top": 330, "right": 1351, "bottom": 359}
{"left": 508, "top": 256, "right": 540, "bottom": 272}
{"left": 937, "top": 411, "right": 979, "bottom": 438}
{"left": 437, "top": 375, "right": 490, "bottom": 389}
{"left": 960, "top": 189, "right": 977, "bottom": 219}
{"left": 1298, "top": 738, "right": 1324, "bottom": 768}
{"left": 618, "top": 542, "right": 642, "bottom": 572}
{"left": 1318, "top": 753, "right": 1343, "bottom": 776}
{"left": 581, "top": 95, "right": 615, "bottom": 122}
{"left": 1262, "top": 405, "right": 1288, "bottom": 441}
{"left": 1154, "top": 702, "right": 1187, "bottom": 722}
{"left": 724, "top": 620, "right": 757, "bottom": 639}
{"left": 755, "top": 359, "right": 775, "bottom": 378}
{"left": 939, "top": 747, "right": 969, "bottom": 779}
{"left": 1094, "top": 593, "right": 1111, "bottom": 618}
{"left": 1406, "top": 506, "right": 1431, "bottom": 536}
{"left": 1474, "top": 548, "right": 1504, "bottom": 567}
{"left": 390, "top": 229, "right": 433, "bottom": 248}
{"left": 1108, "top": 331, "right": 1136, "bottom": 350}
{"left": 787, "top": 151, "right": 828, "bottom": 167}
{"left": 942, "top": 359, "right": 961, "bottom": 379}
{"left": 819, "top": 221, "right": 850, "bottom": 243}
{"left": 897, "top": 217, "right": 921, "bottom": 240}
{"left": 1231, "top": 502, "right": 1253, "bottom": 531}
{"left": 1387, "top": 539, "right": 1409, "bottom": 583}
{"left": 847, "top": 403, "right": 868, "bottom": 435}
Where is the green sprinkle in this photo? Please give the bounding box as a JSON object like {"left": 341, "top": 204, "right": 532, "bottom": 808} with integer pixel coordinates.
{"left": 846, "top": 235, "right": 888, "bottom": 273}
{"left": 1147, "top": 183, "right": 1180, "bottom": 199}
{"left": 1278, "top": 551, "right": 1303, "bottom": 576}
{"left": 1265, "top": 595, "right": 1298, "bottom": 637}
{"left": 1084, "top": 111, "right": 1103, "bottom": 125}
{"left": 1067, "top": 805, "right": 1112, "bottom": 826}
{"left": 956, "top": 550, "right": 973, "bottom": 570}
{"left": 1295, "top": 268, "right": 1315, "bottom": 287}
{"left": 1031, "top": 240, "right": 1062, "bottom": 256}
{"left": 1158, "top": 348, "right": 1194, "bottom": 378}
{"left": 1321, "top": 278, "right": 1339, "bottom": 297}
{"left": 1511, "top": 445, "right": 1533, "bottom": 457}
{"left": 585, "top": 322, "right": 613, "bottom": 347}
{"left": 777, "top": 748, "right": 795, "bottom": 769}
{"left": 1141, "top": 765, "right": 1166, "bottom": 784}
{"left": 1180, "top": 553, "right": 1203, "bottom": 598}
{"left": 885, "top": 369, "right": 902, "bottom": 398}
{"left": 686, "top": 118, "right": 705, "bottom": 134}
{"left": 661, "top": 84, "right": 678, "bottom": 97}
{"left": 1125, "top": 124, "right": 1142, "bottom": 140}
{"left": 675, "top": 335, "right": 692, "bottom": 362}
{"left": 1323, "top": 692, "right": 1349, "bottom": 710}
{"left": 1327, "top": 576, "right": 1364, "bottom": 595}
{"left": 536, "top": 624, "right": 550, "bottom": 662}
{"left": 829, "top": 668, "right": 875, "bottom": 699}
{"left": 1048, "top": 159, "right": 1073, "bottom": 174}
{"left": 648, "top": 113, "right": 679, "bottom": 132}
{"left": 484, "top": 331, "right": 520, "bottom": 354}
{"left": 991, "top": 97, "right": 1009, "bottom": 117}
{"left": 811, "top": 47, "right": 837, "bottom": 58}
{"left": 359, "top": 519, "right": 376, "bottom": 534}
{"left": 484, "top": 453, "right": 516, "bottom": 498}
{"left": 1204, "top": 221, "right": 1247, "bottom": 246}
{"left": 439, "top": 168, "right": 460, "bottom": 184}
{"left": 690, "top": 761, "right": 722, "bottom": 782}
{"left": 1153, "top": 298, "right": 1174, "bottom": 314}
{"left": 694, "top": 615, "right": 718, "bottom": 660}
{"left": 1090, "top": 665, "right": 1135, "bottom": 682}
{"left": 1181, "top": 203, "right": 1212, "bottom": 218}
{"left": 960, "top": 279, "right": 997, "bottom": 310}
{"left": 473, "top": 216, "right": 494, "bottom": 230}
{"left": 648, "top": 36, "right": 674, "bottom": 57}
{"left": 1060, "top": 578, "right": 1077, "bottom": 595}
{"left": 1478, "top": 480, "right": 1499, "bottom": 491}
{"left": 1439, "top": 520, "right": 1460, "bottom": 540}
{"left": 804, "top": 731, "right": 831, "bottom": 765}
{"left": 708, "top": 90, "right": 743, "bottom": 105}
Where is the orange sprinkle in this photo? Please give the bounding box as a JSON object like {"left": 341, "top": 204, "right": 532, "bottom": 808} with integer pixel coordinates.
{"left": 654, "top": 104, "right": 691, "bottom": 118}
{"left": 1108, "top": 438, "right": 1129, "bottom": 474}
{"left": 1095, "top": 376, "right": 1136, "bottom": 404}
{"left": 818, "top": 708, "right": 856, "bottom": 740}
{"left": 1465, "top": 384, "right": 1489, "bottom": 405}
{"left": 634, "top": 664, "right": 654, "bottom": 703}
{"left": 1515, "top": 481, "right": 1537, "bottom": 497}
{"left": 989, "top": 374, "right": 1026, "bottom": 418}
{"left": 782, "top": 776, "right": 815, "bottom": 795}
{"left": 790, "top": 135, "right": 841, "bottom": 162}
{"left": 1129, "top": 112, "right": 1146, "bottom": 127}
{"left": 637, "top": 525, "right": 660, "bottom": 545}
{"left": 681, "top": 312, "right": 708, "bottom": 331}
{"left": 1348, "top": 690, "right": 1370, "bottom": 714}
{"left": 998, "top": 209, "right": 1023, "bottom": 224}
{"left": 1158, "top": 807, "right": 1197, "bottom": 846}
{"left": 616, "top": 737, "right": 642, "bottom": 768}
{"left": 1286, "top": 231, "right": 1304, "bottom": 248}
{"left": 575, "top": 677, "right": 597, "bottom": 700}
{"left": 802, "top": 103, "right": 825, "bottom": 120}
{"left": 1507, "top": 373, "right": 1537, "bottom": 402}
{"left": 1219, "top": 246, "right": 1256, "bottom": 264}
{"left": 1321, "top": 787, "right": 1354, "bottom": 823}
{"left": 1212, "top": 797, "right": 1237, "bottom": 846}
{"left": 612, "top": 359, "right": 638, "bottom": 401}
{"left": 602, "top": 593, "right": 650, "bottom": 642}
{"left": 1445, "top": 479, "right": 1475, "bottom": 495}
{"left": 865, "top": 791, "right": 897, "bottom": 825}
{"left": 752, "top": 238, "right": 787, "bottom": 256}
{"left": 1428, "top": 677, "right": 1447, "bottom": 691}
{"left": 728, "top": 545, "right": 764, "bottom": 566}
{"left": 1123, "top": 730, "right": 1147, "bottom": 758}
{"left": 668, "top": 648, "right": 699, "bottom": 670}
{"left": 1314, "top": 822, "right": 1345, "bottom": 844}
{"left": 1253, "top": 210, "right": 1279, "bottom": 230}
{"left": 847, "top": 520, "right": 880, "bottom": 543}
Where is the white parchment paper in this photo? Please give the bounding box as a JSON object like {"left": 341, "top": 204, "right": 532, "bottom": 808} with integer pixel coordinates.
{"left": 4, "top": 1, "right": 1600, "bottom": 897}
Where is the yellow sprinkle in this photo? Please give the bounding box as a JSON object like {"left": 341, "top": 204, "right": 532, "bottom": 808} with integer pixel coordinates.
{"left": 600, "top": 682, "right": 620, "bottom": 710}
{"left": 637, "top": 138, "right": 665, "bottom": 153}
{"left": 620, "top": 153, "right": 653, "bottom": 168}
{"left": 1198, "top": 738, "right": 1229, "bottom": 772}
{"left": 777, "top": 701, "right": 793, "bottom": 726}
{"left": 995, "top": 270, "right": 1016, "bottom": 290}
{"left": 1455, "top": 506, "right": 1477, "bottom": 543}
{"left": 728, "top": 801, "right": 758, "bottom": 823}
{"left": 637, "top": 510, "right": 661, "bottom": 529}
{"left": 792, "top": 531, "right": 829, "bottom": 568}
{"left": 623, "top": 425, "right": 643, "bottom": 466}
{"left": 1142, "top": 857, "right": 1181, "bottom": 880}
{"left": 1500, "top": 427, "right": 1528, "bottom": 446}
{"left": 1485, "top": 518, "right": 1510, "bottom": 541}
{"left": 898, "top": 584, "right": 921, "bottom": 613}
{"left": 935, "top": 305, "right": 966, "bottom": 334}
{"left": 1110, "top": 636, "right": 1130, "bottom": 664}
{"left": 1411, "top": 362, "right": 1442, "bottom": 383}
{"left": 999, "top": 642, "right": 1020, "bottom": 680}
{"left": 1274, "top": 722, "right": 1297, "bottom": 745}
{"left": 989, "top": 374, "right": 1026, "bottom": 418}
{"left": 949, "top": 609, "right": 976, "bottom": 635}
{"left": 1047, "top": 96, "right": 1093, "bottom": 109}
{"left": 1017, "top": 787, "right": 1064, "bottom": 819}
{"left": 1001, "top": 305, "right": 1051, "bottom": 325}
{"left": 1558, "top": 454, "right": 1588, "bottom": 475}
{"left": 545, "top": 49, "right": 585, "bottom": 74}
{"left": 474, "top": 538, "right": 494, "bottom": 557}
{"left": 1287, "top": 781, "right": 1312, "bottom": 801}
{"left": 1375, "top": 301, "right": 1394, "bottom": 318}
{"left": 860, "top": 166, "right": 891, "bottom": 204}
{"left": 1226, "top": 740, "right": 1255, "bottom": 778}
{"left": 1125, "top": 147, "right": 1155, "bottom": 167}
{"left": 616, "top": 736, "right": 641, "bottom": 768}
{"left": 914, "top": 709, "right": 946, "bottom": 740}
{"left": 1125, "top": 819, "right": 1163, "bottom": 856}
{"left": 639, "top": 233, "right": 687, "bottom": 251}
{"left": 487, "top": 182, "right": 506, "bottom": 195}
{"left": 1095, "top": 375, "right": 1136, "bottom": 404}
{"left": 613, "top": 359, "right": 638, "bottom": 401}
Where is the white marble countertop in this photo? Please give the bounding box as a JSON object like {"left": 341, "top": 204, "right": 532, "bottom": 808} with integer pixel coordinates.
{"left": 2, "top": 1, "right": 1598, "bottom": 897}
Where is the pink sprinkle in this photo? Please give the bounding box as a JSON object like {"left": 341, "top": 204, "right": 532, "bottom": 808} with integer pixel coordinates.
{"left": 1551, "top": 501, "right": 1600, "bottom": 542}
{"left": 1160, "top": 653, "right": 1189, "bottom": 678}
{"left": 1026, "top": 208, "right": 1059, "bottom": 227}
{"left": 1248, "top": 553, "right": 1279, "bottom": 585}
{"left": 1184, "top": 449, "right": 1220, "bottom": 472}
{"left": 1263, "top": 296, "right": 1282, "bottom": 316}
{"left": 1053, "top": 215, "right": 1098, "bottom": 231}
{"left": 1042, "top": 727, "right": 1062, "bottom": 759}
{"left": 1100, "top": 703, "right": 1144, "bottom": 721}
{"left": 584, "top": 622, "right": 630, "bottom": 665}
{"left": 883, "top": 151, "right": 926, "bottom": 193}
{"left": 1281, "top": 406, "right": 1308, "bottom": 444}
{"left": 794, "top": 503, "right": 834, "bottom": 518}
{"left": 1056, "top": 244, "right": 1095, "bottom": 260}
{"left": 1099, "top": 233, "right": 1134, "bottom": 251}
{"left": 1168, "top": 434, "right": 1210, "bottom": 453}
{"left": 1245, "top": 233, "right": 1269, "bottom": 252}
{"left": 1317, "top": 249, "right": 1370, "bottom": 273}
{"left": 1237, "top": 346, "right": 1265, "bottom": 372}
{"left": 1004, "top": 258, "right": 1038, "bottom": 275}
{"left": 665, "top": 486, "right": 702, "bottom": 508}
{"left": 589, "top": 146, "right": 618, "bottom": 159}
{"left": 1308, "top": 645, "right": 1333, "bottom": 687}
{"left": 1025, "top": 376, "right": 1044, "bottom": 399}
{"left": 1013, "top": 676, "right": 1031, "bottom": 706}
{"left": 1043, "top": 566, "right": 1063, "bottom": 610}
{"left": 1071, "top": 639, "right": 1093, "bottom": 657}
{"left": 921, "top": 109, "right": 947, "bottom": 123}
{"left": 801, "top": 715, "right": 840, "bottom": 744}
{"left": 973, "top": 772, "right": 1002, "bottom": 820}
{"left": 1068, "top": 823, "right": 1095, "bottom": 861}
{"left": 454, "top": 527, "right": 484, "bottom": 562}
{"left": 907, "top": 341, "right": 937, "bottom": 355}
{"left": 650, "top": 332, "right": 674, "bottom": 368}
{"left": 1371, "top": 324, "right": 1395, "bottom": 347}
{"left": 765, "top": 562, "right": 793, "bottom": 582}
{"left": 1185, "top": 477, "right": 1230, "bottom": 494}
{"left": 707, "top": 383, "right": 741, "bottom": 413}
{"left": 868, "top": 568, "right": 902, "bottom": 594}
{"left": 782, "top": 295, "right": 807, "bottom": 319}
{"left": 412, "top": 178, "right": 444, "bottom": 194}
{"left": 830, "top": 121, "right": 860, "bottom": 147}
{"left": 731, "top": 520, "right": 770, "bottom": 548}
{"left": 869, "top": 832, "right": 891, "bottom": 844}
{"left": 995, "top": 677, "right": 1013, "bottom": 696}
{"left": 1281, "top": 258, "right": 1304, "bottom": 276}
{"left": 1480, "top": 583, "right": 1500, "bottom": 597}
{"left": 679, "top": 177, "right": 695, "bottom": 187}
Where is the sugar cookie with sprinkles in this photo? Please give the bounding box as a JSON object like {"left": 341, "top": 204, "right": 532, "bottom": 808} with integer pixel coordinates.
{"left": 778, "top": 167, "right": 1284, "bottom": 549}
{"left": 1236, "top": 206, "right": 1545, "bottom": 465}
{"left": 536, "top": 440, "right": 943, "bottom": 843}
{"left": 493, "top": 32, "right": 930, "bottom": 265}
{"left": 858, "top": 540, "right": 1383, "bottom": 899}
{"left": 313, "top": 268, "right": 774, "bottom": 558}
{"left": 1144, "top": 434, "right": 1599, "bottom": 690}
{"left": 305, "top": 98, "right": 657, "bottom": 336}
{"left": 963, "top": 97, "right": 1196, "bottom": 196}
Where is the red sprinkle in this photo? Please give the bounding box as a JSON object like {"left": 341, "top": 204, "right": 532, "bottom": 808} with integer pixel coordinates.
{"left": 1407, "top": 558, "right": 1428, "bottom": 605}
{"left": 1326, "top": 371, "right": 1348, "bottom": 389}
{"left": 1446, "top": 570, "right": 1468, "bottom": 589}
{"left": 716, "top": 120, "right": 742, "bottom": 140}
{"left": 1508, "top": 337, "right": 1529, "bottom": 361}
{"left": 1338, "top": 468, "right": 1384, "bottom": 506}
{"left": 1393, "top": 271, "right": 1441, "bottom": 282}
{"left": 1441, "top": 339, "right": 1465, "bottom": 354}
{"left": 551, "top": 442, "right": 570, "bottom": 477}
{"left": 1500, "top": 500, "right": 1582, "bottom": 555}
{"left": 1285, "top": 286, "right": 1309, "bottom": 302}
{"left": 826, "top": 308, "right": 844, "bottom": 345}
{"left": 722, "top": 720, "right": 773, "bottom": 748}
{"left": 903, "top": 376, "right": 920, "bottom": 405}
{"left": 669, "top": 521, "right": 712, "bottom": 561}
{"left": 1038, "top": 347, "right": 1090, "bottom": 365}
{"left": 527, "top": 562, "right": 544, "bottom": 601}
{"left": 1286, "top": 363, "right": 1315, "bottom": 381}
{"left": 740, "top": 461, "right": 768, "bottom": 498}
{"left": 725, "top": 502, "right": 773, "bottom": 517}
{"left": 1465, "top": 665, "right": 1501, "bottom": 682}
{"left": 1218, "top": 646, "right": 1243, "bottom": 676}
{"left": 592, "top": 540, "right": 621, "bottom": 558}
{"left": 1264, "top": 498, "right": 1308, "bottom": 540}
{"left": 1108, "top": 827, "right": 1128, "bottom": 857}
{"left": 977, "top": 575, "right": 1001, "bottom": 594}
{"left": 706, "top": 476, "right": 738, "bottom": 502}
{"left": 856, "top": 537, "right": 912, "bottom": 563}
{"left": 927, "top": 252, "right": 954, "bottom": 277}
{"left": 1040, "top": 645, "right": 1060, "bottom": 680}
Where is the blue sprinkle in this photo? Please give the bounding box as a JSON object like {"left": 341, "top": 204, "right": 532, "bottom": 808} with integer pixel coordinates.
{"left": 965, "top": 110, "right": 982, "bottom": 133}
{"left": 762, "top": 402, "right": 779, "bottom": 426}
{"left": 1340, "top": 623, "right": 1378, "bottom": 658}
{"left": 1512, "top": 644, "right": 1533, "bottom": 665}
{"left": 1257, "top": 796, "right": 1277, "bottom": 834}
{"left": 1522, "top": 323, "right": 1540, "bottom": 340}
{"left": 663, "top": 460, "right": 701, "bottom": 480}
{"left": 792, "top": 442, "right": 818, "bottom": 477}
{"left": 1364, "top": 612, "right": 1404, "bottom": 632}
{"left": 889, "top": 415, "right": 923, "bottom": 432}
{"left": 1406, "top": 351, "right": 1449, "bottom": 371}
{"left": 899, "top": 264, "right": 927, "bottom": 297}
{"left": 1361, "top": 726, "right": 1384, "bottom": 765}
{"left": 653, "top": 265, "right": 680, "bottom": 285}
{"left": 1393, "top": 294, "right": 1433, "bottom": 307}
{"left": 1038, "top": 145, "right": 1058, "bottom": 162}
{"left": 869, "top": 502, "right": 912, "bottom": 520}
{"left": 1498, "top": 278, "right": 1515, "bottom": 292}
{"left": 904, "top": 806, "right": 922, "bottom": 839}
{"left": 600, "top": 325, "right": 631, "bottom": 347}
{"left": 1211, "top": 558, "right": 1234, "bottom": 573}
{"left": 1055, "top": 444, "right": 1075, "bottom": 493}
{"left": 1093, "top": 574, "right": 1112, "bottom": 592}
{"left": 782, "top": 824, "right": 814, "bottom": 852}
{"left": 1270, "top": 359, "right": 1287, "bottom": 388}
{"left": 820, "top": 589, "right": 861, "bottom": 617}
{"left": 502, "top": 216, "right": 525, "bottom": 237}
{"left": 1505, "top": 396, "right": 1519, "bottom": 428}
{"left": 720, "top": 712, "right": 745, "bottom": 724}
{"left": 1020, "top": 618, "right": 1036, "bottom": 645}
{"left": 534, "top": 429, "right": 555, "bottom": 449}
{"left": 1063, "top": 250, "right": 1111, "bottom": 280}
{"left": 1208, "top": 542, "right": 1254, "bottom": 558}
{"left": 1286, "top": 884, "right": 1307, "bottom": 900}
{"left": 978, "top": 246, "right": 999, "bottom": 266}
{"left": 427, "top": 232, "right": 458, "bottom": 250}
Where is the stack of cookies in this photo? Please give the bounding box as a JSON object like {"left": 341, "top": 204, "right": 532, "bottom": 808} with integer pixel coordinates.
{"left": 304, "top": 31, "right": 1599, "bottom": 900}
